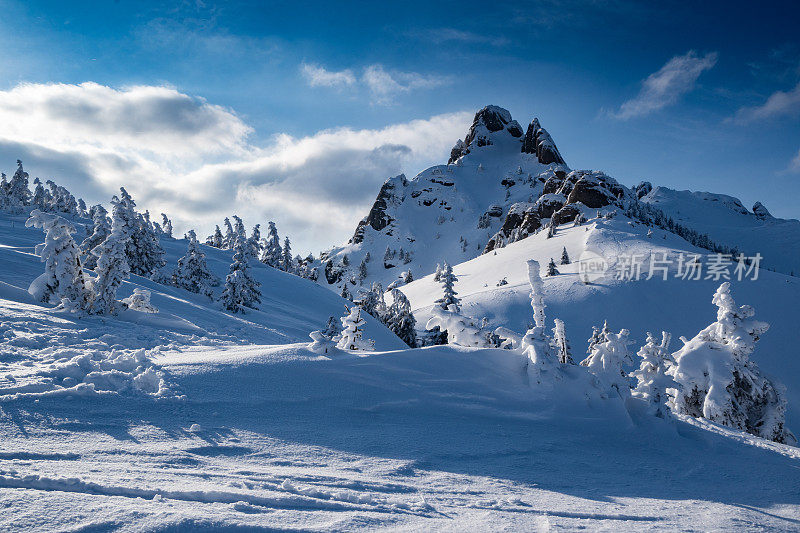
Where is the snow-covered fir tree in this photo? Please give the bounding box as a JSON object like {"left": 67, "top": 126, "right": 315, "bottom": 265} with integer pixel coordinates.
{"left": 585, "top": 320, "right": 610, "bottom": 356}
{"left": 222, "top": 217, "right": 235, "bottom": 250}
{"left": 247, "top": 224, "right": 262, "bottom": 260}
{"left": 582, "top": 328, "right": 634, "bottom": 400}
{"left": 356, "top": 282, "right": 387, "bottom": 320}
{"left": 261, "top": 221, "right": 282, "bottom": 267}
{"left": 552, "top": 318, "right": 574, "bottom": 364}
{"left": 308, "top": 329, "right": 339, "bottom": 354}
{"left": 282, "top": 236, "right": 293, "bottom": 273}
{"left": 520, "top": 260, "right": 558, "bottom": 381}
{"left": 668, "top": 282, "right": 793, "bottom": 443}
{"left": 340, "top": 284, "right": 352, "bottom": 301}
{"left": 89, "top": 195, "right": 134, "bottom": 315}
{"left": 219, "top": 238, "right": 262, "bottom": 313}
{"left": 80, "top": 205, "right": 111, "bottom": 270}
{"left": 433, "top": 263, "right": 442, "bottom": 282}
{"left": 161, "top": 214, "right": 173, "bottom": 238}
{"left": 358, "top": 258, "right": 368, "bottom": 281}
{"left": 561, "top": 247, "right": 570, "bottom": 265}
{"left": 172, "top": 229, "right": 217, "bottom": 297}
{"left": 546, "top": 258, "right": 559, "bottom": 276}
{"left": 232, "top": 215, "right": 247, "bottom": 246}
{"left": 113, "top": 188, "right": 165, "bottom": 278}
{"left": 26, "top": 210, "right": 89, "bottom": 309}
{"left": 337, "top": 305, "right": 374, "bottom": 351}
{"left": 435, "top": 262, "right": 460, "bottom": 312}
{"left": 386, "top": 289, "right": 417, "bottom": 348}
{"left": 631, "top": 331, "right": 676, "bottom": 418}
{"left": 7, "top": 160, "right": 31, "bottom": 208}
{"left": 32, "top": 178, "right": 46, "bottom": 209}
{"left": 208, "top": 225, "right": 224, "bottom": 248}
{"left": 121, "top": 288, "right": 158, "bottom": 313}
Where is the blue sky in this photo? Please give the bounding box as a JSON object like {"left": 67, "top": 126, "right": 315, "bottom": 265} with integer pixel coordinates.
{"left": 0, "top": 0, "right": 798, "bottom": 253}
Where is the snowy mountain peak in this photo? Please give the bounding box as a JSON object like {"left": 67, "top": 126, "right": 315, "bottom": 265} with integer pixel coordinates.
{"left": 448, "top": 105, "right": 548, "bottom": 164}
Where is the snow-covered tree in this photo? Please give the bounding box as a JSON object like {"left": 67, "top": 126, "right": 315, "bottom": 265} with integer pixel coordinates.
{"left": 89, "top": 196, "right": 134, "bottom": 315}
{"left": 32, "top": 178, "right": 46, "bottom": 209}
{"left": 261, "top": 221, "right": 282, "bottom": 267}
{"left": 552, "top": 318, "right": 574, "bottom": 364}
{"left": 232, "top": 215, "right": 247, "bottom": 246}
{"left": 337, "top": 305, "right": 374, "bottom": 351}
{"left": 435, "top": 262, "right": 460, "bottom": 312}
{"left": 433, "top": 263, "right": 442, "bottom": 282}
{"left": 8, "top": 160, "right": 31, "bottom": 207}
{"left": 219, "top": 238, "right": 262, "bottom": 313}
{"left": 308, "top": 329, "right": 339, "bottom": 354}
{"left": 172, "top": 230, "right": 217, "bottom": 297}
{"left": 121, "top": 288, "right": 158, "bottom": 313}
{"left": 358, "top": 258, "right": 368, "bottom": 281}
{"left": 402, "top": 270, "right": 413, "bottom": 283}
{"left": 247, "top": 224, "right": 262, "bottom": 260}
{"left": 80, "top": 205, "right": 111, "bottom": 270}
{"left": 546, "top": 258, "right": 559, "bottom": 276}
{"left": 560, "top": 247, "right": 570, "bottom": 265}
{"left": 222, "top": 217, "right": 235, "bottom": 250}
{"left": 426, "top": 307, "right": 487, "bottom": 347}
{"left": 632, "top": 331, "right": 676, "bottom": 418}
{"left": 112, "top": 188, "right": 165, "bottom": 278}
{"left": 26, "top": 210, "right": 89, "bottom": 309}
{"left": 386, "top": 289, "right": 417, "bottom": 348}
{"left": 585, "top": 321, "right": 610, "bottom": 356}
{"left": 161, "top": 214, "right": 173, "bottom": 238}
{"left": 340, "top": 284, "right": 352, "bottom": 301}
{"left": 323, "top": 315, "right": 340, "bottom": 338}
{"left": 582, "top": 328, "right": 634, "bottom": 400}
{"left": 356, "top": 282, "right": 386, "bottom": 320}
{"left": 282, "top": 236, "right": 293, "bottom": 273}
{"left": 668, "top": 282, "right": 793, "bottom": 443}
{"left": 520, "top": 260, "right": 558, "bottom": 381}
{"left": 208, "top": 225, "right": 224, "bottom": 248}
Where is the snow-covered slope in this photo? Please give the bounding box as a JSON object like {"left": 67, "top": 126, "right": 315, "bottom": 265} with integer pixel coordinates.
{"left": 641, "top": 186, "right": 800, "bottom": 275}
{"left": 400, "top": 213, "right": 800, "bottom": 429}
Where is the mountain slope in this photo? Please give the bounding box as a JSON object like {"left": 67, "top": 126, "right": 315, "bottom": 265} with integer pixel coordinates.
{"left": 640, "top": 185, "right": 800, "bottom": 275}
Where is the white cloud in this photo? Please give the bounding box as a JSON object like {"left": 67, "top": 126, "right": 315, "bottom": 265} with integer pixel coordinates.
{"left": 300, "top": 63, "right": 356, "bottom": 89}
{"left": 790, "top": 149, "right": 800, "bottom": 173}
{"left": 362, "top": 65, "right": 448, "bottom": 105}
{"left": 300, "top": 62, "right": 450, "bottom": 105}
{"left": 611, "top": 51, "right": 718, "bottom": 120}
{"left": 733, "top": 82, "right": 800, "bottom": 123}
{"left": 0, "top": 82, "right": 471, "bottom": 253}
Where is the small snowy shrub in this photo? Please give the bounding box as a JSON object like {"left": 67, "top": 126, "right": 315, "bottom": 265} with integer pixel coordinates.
{"left": 122, "top": 288, "right": 158, "bottom": 313}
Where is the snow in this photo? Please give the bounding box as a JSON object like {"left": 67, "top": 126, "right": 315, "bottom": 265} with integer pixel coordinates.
{"left": 1, "top": 144, "right": 800, "bottom": 528}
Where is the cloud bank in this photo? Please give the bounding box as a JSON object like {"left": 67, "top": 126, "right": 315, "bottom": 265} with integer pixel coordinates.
{"left": 611, "top": 51, "right": 718, "bottom": 120}
{"left": 0, "top": 82, "right": 471, "bottom": 252}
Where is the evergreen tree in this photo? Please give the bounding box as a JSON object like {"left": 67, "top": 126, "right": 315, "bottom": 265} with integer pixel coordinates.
{"left": 172, "top": 230, "right": 217, "bottom": 297}
{"left": 668, "top": 282, "right": 793, "bottom": 443}
{"left": 358, "top": 258, "right": 368, "bottom": 280}
{"left": 435, "top": 262, "right": 460, "bottom": 312}
{"left": 560, "top": 247, "right": 570, "bottom": 265}
{"left": 8, "top": 160, "right": 31, "bottom": 207}
{"left": 25, "top": 210, "right": 89, "bottom": 309}
{"left": 282, "top": 236, "right": 293, "bottom": 272}
{"left": 80, "top": 205, "right": 111, "bottom": 270}
{"left": 402, "top": 270, "right": 414, "bottom": 283}
{"left": 386, "top": 289, "right": 417, "bottom": 348}
{"left": 337, "top": 305, "right": 374, "bottom": 351}
{"left": 222, "top": 217, "right": 235, "bottom": 250}
{"left": 552, "top": 318, "right": 574, "bottom": 364}
{"left": 433, "top": 263, "right": 442, "bottom": 282}
{"left": 261, "top": 221, "right": 282, "bottom": 267}
{"left": 161, "top": 214, "right": 173, "bottom": 238}
{"left": 211, "top": 225, "right": 224, "bottom": 248}
{"left": 247, "top": 224, "right": 262, "bottom": 260}
{"left": 546, "top": 258, "right": 559, "bottom": 276}
{"left": 340, "top": 284, "right": 352, "bottom": 301}
{"left": 32, "top": 178, "right": 46, "bottom": 209}
{"left": 520, "top": 260, "right": 557, "bottom": 381}
{"left": 89, "top": 196, "right": 134, "bottom": 315}
{"left": 219, "top": 238, "right": 262, "bottom": 313}
{"left": 232, "top": 215, "right": 247, "bottom": 245}
{"left": 583, "top": 328, "right": 634, "bottom": 399}
{"left": 584, "top": 320, "right": 610, "bottom": 357}
{"left": 356, "top": 282, "right": 386, "bottom": 320}
{"left": 322, "top": 315, "right": 340, "bottom": 338}
{"left": 632, "top": 331, "right": 676, "bottom": 418}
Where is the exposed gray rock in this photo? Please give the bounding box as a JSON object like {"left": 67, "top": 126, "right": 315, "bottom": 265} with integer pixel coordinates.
{"left": 521, "top": 118, "right": 566, "bottom": 165}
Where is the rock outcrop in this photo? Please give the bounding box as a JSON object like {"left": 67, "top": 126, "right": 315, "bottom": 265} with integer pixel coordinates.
{"left": 521, "top": 119, "right": 566, "bottom": 165}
